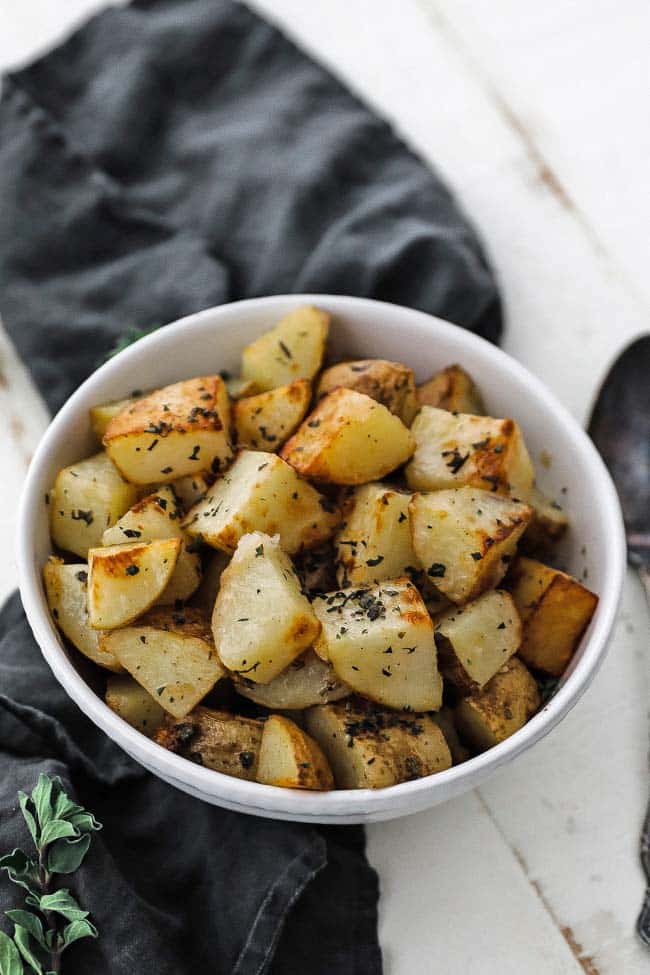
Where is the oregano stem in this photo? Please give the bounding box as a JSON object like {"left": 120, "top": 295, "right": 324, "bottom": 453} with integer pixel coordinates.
{"left": 38, "top": 844, "right": 61, "bottom": 973}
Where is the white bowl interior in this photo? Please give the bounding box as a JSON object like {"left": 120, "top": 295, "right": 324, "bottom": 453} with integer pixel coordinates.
{"left": 17, "top": 295, "right": 625, "bottom": 823}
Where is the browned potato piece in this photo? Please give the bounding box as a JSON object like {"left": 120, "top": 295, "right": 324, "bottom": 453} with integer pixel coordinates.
{"left": 335, "top": 483, "right": 417, "bottom": 587}
{"left": 103, "top": 375, "right": 232, "bottom": 484}
{"left": 304, "top": 700, "right": 452, "bottom": 789}
{"left": 87, "top": 538, "right": 181, "bottom": 629}
{"left": 241, "top": 306, "right": 330, "bottom": 391}
{"left": 432, "top": 707, "right": 470, "bottom": 765}
{"left": 280, "top": 388, "right": 415, "bottom": 485}
{"left": 154, "top": 706, "right": 263, "bottom": 780}
{"left": 508, "top": 556, "right": 598, "bottom": 676}
{"left": 183, "top": 450, "right": 339, "bottom": 555}
{"left": 225, "top": 377, "right": 259, "bottom": 400}
{"left": 317, "top": 359, "right": 417, "bottom": 425}
{"left": 49, "top": 452, "right": 138, "bottom": 558}
{"left": 455, "top": 658, "right": 540, "bottom": 752}
{"left": 409, "top": 488, "right": 534, "bottom": 604}
{"left": 105, "top": 674, "right": 165, "bottom": 736}
{"left": 233, "top": 379, "right": 311, "bottom": 450}
{"left": 406, "top": 406, "right": 534, "bottom": 500}
{"left": 257, "top": 715, "right": 334, "bottom": 790}
{"left": 102, "top": 607, "right": 225, "bottom": 718}
{"left": 416, "top": 364, "right": 485, "bottom": 415}
{"left": 520, "top": 487, "right": 570, "bottom": 557}
{"left": 433, "top": 590, "right": 521, "bottom": 694}
{"left": 234, "top": 650, "right": 350, "bottom": 710}
{"left": 90, "top": 395, "right": 141, "bottom": 440}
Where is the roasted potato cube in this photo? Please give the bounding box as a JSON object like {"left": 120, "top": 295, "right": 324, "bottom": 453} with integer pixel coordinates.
{"left": 406, "top": 406, "right": 534, "bottom": 500}
{"left": 167, "top": 473, "right": 212, "bottom": 510}
{"left": 304, "top": 700, "right": 451, "bottom": 789}
{"left": 241, "top": 305, "right": 329, "bottom": 391}
{"left": 234, "top": 379, "right": 311, "bottom": 450}
{"left": 225, "top": 376, "right": 260, "bottom": 399}
{"left": 90, "top": 395, "right": 141, "bottom": 440}
{"left": 521, "top": 487, "right": 569, "bottom": 556}
{"left": 183, "top": 450, "right": 339, "bottom": 555}
{"left": 103, "top": 375, "right": 232, "bottom": 484}
{"left": 190, "top": 550, "right": 229, "bottom": 615}
{"left": 49, "top": 452, "right": 138, "bottom": 558}
{"left": 410, "top": 487, "right": 534, "bottom": 604}
{"left": 105, "top": 674, "right": 165, "bottom": 735}
{"left": 416, "top": 364, "right": 485, "bottom": 415}
{"left": 432, "top": 707, "right": 470, "bottom": 765}
{"left": 154, "top": 706, "right": 263, "bottom": 780}
{"left": 212, "top": 532, "right": 321, "bottom": 683}
{"left": 508, "top": 556, "right": 598, "bottom": 676}
{"left": 257, "top": 715, "right": 334, "bottom": 790}
{"left": 312, "top": 579, "right": 443, "bottom": 712}
{"left": 316, "top": 359, "right": 417, "bottom": 425}
{"left": 280, "top": 389, "right": 415, "bottom": 485}
{"left": 455, "top": 658, "right": 540, "bottom": 751}
{"left": 433, "top": 589, "right": 521, "bottom": 693}
{"left": 335, "top": 483, "right": 417, "bottom": 586}
{"left": 43, "top": 557, "right": 121, "bottom": 671}
{"left": 234, "top": 650, "right": 349, "bottom": 710}
{"left": 102, "top": 486, "right": 201, "bottom": 604}
{"left": 87, "top": 538, "right": 181, "bottom": 629}
{"left": 102, "top": 608, "right": 225, "bottom": 718}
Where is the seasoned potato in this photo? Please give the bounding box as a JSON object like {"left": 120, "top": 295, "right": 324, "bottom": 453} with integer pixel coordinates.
{"left": 508, "top": 556, "right": 598, "bottom": 676}
{"left": 105, "top": 674, "right": 165, "bottom": 735}
{"left": 103, "top": 375, "right": 232, "bottom": 484}
{"left": 102, "top": 608, "right": 225, "bottom": 718}
{"left": 241, "top": 305, "right": 329, "bottom": 391}
{"left": 304, "top": 700, "right": 451, "bottom": 789}
{"left": 433, "top": 590, "right": 521, "bottom": 693}
{"left": 234, "top": 649, "right": 349, "bottom": 710}
{"left": 190, "top": 550, "right": 229, "bottom": 615}
{"left": 87, "top": 538, "right": 181, "bottom": 629}
{"left": 406, "top": 406, "right": 534, "bottom": 500}
{"left": 167, "top": 473, "right": 212, "bottom": 510}
{"left": 212, "top": 532, "right": 321, "bottom": 683}
{"left": 335, "top": 483, "right": 417, "bottom": 586}
{"left": 316, "top": 359, "right": 417, "bottom": 425}
{"left": 280, "top": 388, "right": 416, "bottom": 485}
{"left": 410, "top": 488, "right": 534, "bottom": 604}
{"left": 432, "top": 706, "right": 470, "bottom": 765}
{"left": 416, "top": 364, "right": 485, "bottom": 415}
{"left": 257, "top": 715, "right": 334, "bottom": 790}
{"left": 90, "top": 395, "right": 140, "bottom": 440}
{"left": 234, "top": 379, "right": 311, "bottom": 450}
{"left": 154, "top": 706, "right": 263, "bottom": 780}
{"left": 455, "top": 657, "right": 540, "bottom": 751}
{"left": 312, "top": 579, "right": 443, "bottom": 712}
{"left": 225, "top": 376, "right": 259, "bottom": 400}
{"left": 102, "top": 486, "right": 201, "bottom": 604}
{"left": 49, "top": 452, "right": 138, "bottom": 558}
{"left": 521, "top": 487, "right": 569, "bottom": 556}
{"left": 43, "top": 557, "right": 121, "bottom": 671}
{"left": 183, "top": 450, "right": 339, "bottom": 555}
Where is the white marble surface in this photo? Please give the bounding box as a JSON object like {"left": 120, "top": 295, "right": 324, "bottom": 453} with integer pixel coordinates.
{"left": 0, "top": 1, "right": 648, "bottom": 971}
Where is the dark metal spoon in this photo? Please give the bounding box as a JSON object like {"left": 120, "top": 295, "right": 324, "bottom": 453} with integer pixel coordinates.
{"left": 588, "top": 333, "right": 650, "bottom": 946}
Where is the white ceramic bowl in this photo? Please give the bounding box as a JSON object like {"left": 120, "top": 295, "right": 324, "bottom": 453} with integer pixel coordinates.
{"left": 17, "top": 295, "right": 626, "bottom": 823}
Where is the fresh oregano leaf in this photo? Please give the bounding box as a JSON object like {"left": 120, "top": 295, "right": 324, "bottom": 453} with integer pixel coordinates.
{"left": 61, "top": 919, "right": 98, "bottom": 950}
{"left": 106, "top": 325, "right": 158, "bottom": 360}
{"left": 17, "top": 796, "right": 39, "bottom": 848}
{"left": 0, "top": 851, "right": 40, "bottom": 896}
{"left": 37, "top": 891, "right": 88, "bottom": 923}
{"left": 51, "top": 790, "right": 80, "bottom": 824}
{"left": 12, "top": 927, "right": 43, "bottom": 975}
{"left": 31, "top": 777, "right": 53, "bottom": 834}
{"left": 0, "top": 930, "right": 23, "bottom": 975}
{"left": 4, "top": 915, "right": 45, "bottom": 952}
{"left": 67, "top": 812, "right": 101, "bottom": 835}
{"left": 38, "top": 821, "right": 78, "bottom": 848}
{"left": 46, "top": 835, "right": 91, "bottom": 876}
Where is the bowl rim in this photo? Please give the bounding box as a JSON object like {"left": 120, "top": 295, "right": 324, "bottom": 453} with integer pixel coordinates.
{"left": 16, "top": 294, "right": 627, "bottom": 821}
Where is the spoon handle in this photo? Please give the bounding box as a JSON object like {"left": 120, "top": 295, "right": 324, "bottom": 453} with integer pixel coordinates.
{"left": 636, "top": 566, "right": 650, "bottom": 948}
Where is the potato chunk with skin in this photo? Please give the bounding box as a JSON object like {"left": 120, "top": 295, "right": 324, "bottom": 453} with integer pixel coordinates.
{"left": 317, "top": 359, "right": 418, "bottom": 425}
{"left": 304, "top": 700, "right": 451, "bottom": 789}
{"left": 43, "top": 557, "right": 121, "bottom": 671}
{"left": 416, "top": 364, "right": 485, "bottom": 415}
{"left": 521, "top": 487, "right": 569, "bottom": 557}
{"left": 105, "top": 674, "right": 165, "bottom": 736}
{"left": 241, "top": 305, "right": 329, "bottom": 391}
{"left": 406, "top": 406, "right": 534, "bottom": 500}
{"left": 508, "top": 557, "right": 598, "bottom": 676}
{"left": 335, "top": 483, "right": 418, "bottom": 586}
{"left": 280, "top": 388, "right": 416, "bottom": 485}
{"left": 410, "top": 488, "right": 534, "bottom": 605}
{"left": 212, "top": 532, "right": 321, "bottom": 684}
{"left": 455, "top": 658, "right": 540, "bottom": 752}
{"left": 183, "top": 450, "right": 339, "bottom": 555}
{"left": 103, "top": 608, "right": 225, "bottom": 718}
{"left": 312, "top": 579, "right": 443, "bottom": 712}
{"left": 87, "top": 538, "right": 181, "bottom": 629}
{"left": 234, "top": 379, "right": 311, "bottom": 450}
{"left": 154, "top": 706, "right": 263, "bottom": 780}
{"left": 49, "top": 452, "right": 138, "bottom": 558}
{"left": 234, "top": 650, "right": 350, "bottom": 710}
{"left": 102, "top": 486, "right": 201, "bottom": 604}
{"left": 433, "top": 590, "right": 521, "bottom": 693}
{"left": 257, "top": 715, "right": 334, "bottom": 790}
{"left": 103, "top": 375, "right": 232, "bottom": 484}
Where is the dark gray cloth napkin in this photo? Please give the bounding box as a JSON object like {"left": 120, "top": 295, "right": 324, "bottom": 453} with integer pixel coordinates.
{"left": 0, "top": 1, "right": 502, "bottom": 972}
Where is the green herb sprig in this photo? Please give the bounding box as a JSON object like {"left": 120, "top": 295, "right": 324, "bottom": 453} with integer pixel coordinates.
{"left": 0, "top": 775, "right": 101, "bottom": 975}
{"left": 106, "top": 325, "right": 158, "bottom": 360}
